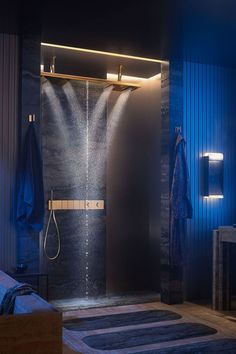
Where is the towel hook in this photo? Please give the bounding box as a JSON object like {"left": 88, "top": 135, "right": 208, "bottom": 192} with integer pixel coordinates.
{"left": 28, "top": 114, "right": 36, "bottom": 122}
{"left": 175, "top": 126, "right": 181, "bottom": 134}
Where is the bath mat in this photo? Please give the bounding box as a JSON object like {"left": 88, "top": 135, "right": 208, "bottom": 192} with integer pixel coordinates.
{"left": 63, "top": 309, "right": 181, "bottom": 331}
{"left": 83, "top": 322, "right": 217, "bottom": 350}
{"left": 133, "top": 338, "right": 236, "bottom": 353}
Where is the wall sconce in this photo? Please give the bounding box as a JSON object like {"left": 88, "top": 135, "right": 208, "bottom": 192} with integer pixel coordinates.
{"left": 203, "top": 153, "right": 224, "bottom": 199}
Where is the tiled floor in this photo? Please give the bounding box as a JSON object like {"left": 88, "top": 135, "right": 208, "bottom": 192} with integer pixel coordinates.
{"left": 62, "top": 301, "right": 236, "bottom": 354}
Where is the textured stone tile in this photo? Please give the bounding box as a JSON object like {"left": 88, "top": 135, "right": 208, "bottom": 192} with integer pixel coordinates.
{"left": 41, "top": 80, "right": 106, "bottom": 299}
{"left": 160, "top": 62, "right": 184, "bottom": 304}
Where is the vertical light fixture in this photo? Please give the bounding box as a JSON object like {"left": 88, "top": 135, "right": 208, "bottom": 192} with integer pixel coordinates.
{"left": 203, "top": 153, "right": 224, "bottom": 199}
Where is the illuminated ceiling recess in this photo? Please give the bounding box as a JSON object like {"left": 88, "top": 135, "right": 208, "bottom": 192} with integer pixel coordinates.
{"left": 40, "top": 43, "right": 165, "bottom": 91}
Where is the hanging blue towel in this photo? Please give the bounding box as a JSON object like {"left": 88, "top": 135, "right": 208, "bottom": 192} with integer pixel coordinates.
{"left": 17, "top": 124, "right": 44, "bottom": 232}
{"left": 170, "top": 133, "right": 192, "bottom": 266}
{"left": 0, "top": 283, "right": 35, "bottom": 315}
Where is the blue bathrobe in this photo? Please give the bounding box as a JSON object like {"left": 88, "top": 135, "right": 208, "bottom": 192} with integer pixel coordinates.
{"left": 17, "top": 124, "right": 44, "bottom": 232}
{"left": 170, "top": 133, "right": 192, "bottom": 266}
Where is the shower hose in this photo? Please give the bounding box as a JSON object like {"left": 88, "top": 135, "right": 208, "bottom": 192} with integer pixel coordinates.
{"left": 43, "top": 189, "right": 61, "bottom": 260}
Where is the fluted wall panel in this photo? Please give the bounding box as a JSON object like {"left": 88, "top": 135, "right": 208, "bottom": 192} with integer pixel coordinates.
{"left": 0, "top": 33, "right": 19, "bottom": 271}
{"left": 183, "top": 62, "right": 236, "bottom": 299}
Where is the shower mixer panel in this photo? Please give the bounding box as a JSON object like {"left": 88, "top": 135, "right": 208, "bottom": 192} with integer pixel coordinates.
{"left": 48, "top": 199, "right": 104, "bottom": 210}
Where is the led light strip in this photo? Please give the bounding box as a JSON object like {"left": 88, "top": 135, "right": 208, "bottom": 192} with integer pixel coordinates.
{"left": 107, "top": 73, "right": 147, "bottom": 83}
{"left": 41, "top": 42, "right": 167, "bottom": 64}
{"left": 107, "top": 72, "right": 161, "bottom": 83}
{"left": 204, "top": 195, "right": 224, "bottom": 199}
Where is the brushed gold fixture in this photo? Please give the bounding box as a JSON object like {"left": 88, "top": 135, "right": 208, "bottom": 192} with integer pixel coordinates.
{"left": 28, "top": 114, "right": 36, "bottom": 122}
{"left": 107, "top": 72, "right": 161, "bottom": 83}
{"left": 118, "top": 64, "right": 123, "bottom": 81}
{"left": 107, "top": 73, "right": 147, "bottom": 83}
{"left": 50, "top": 56, "right": 56, "bottom": 73}
{"left": 41, "top": 71, "right": 140, "bottom": 91}
{"left": 48, "top": 199, "right": 104, "bottom": 210}
{"left": 41, "top": 43, "right": 163, "bottom": 89}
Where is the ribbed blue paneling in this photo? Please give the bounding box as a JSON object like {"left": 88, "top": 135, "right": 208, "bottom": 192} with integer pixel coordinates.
{"left": 183, "top": 61, "right": 236, "bottom": 299}
{"left": 0, "top": 34, "right": 19, "bottom": 271}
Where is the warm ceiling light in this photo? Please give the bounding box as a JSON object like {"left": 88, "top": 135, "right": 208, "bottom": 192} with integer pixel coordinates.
{"left": 107, "top": 72, "right": 161, "bottom": 83}
{"left": 107, "top": 73, "right": 148, "bottom": 83}
{"left": 41, "top": 42, "right": 166, "bottom": 64}
{"left": 148, "top": 73, "right": 162, "bottom": 80}
{"left": 203, "top": 153, "right": 224, "bottom": 160}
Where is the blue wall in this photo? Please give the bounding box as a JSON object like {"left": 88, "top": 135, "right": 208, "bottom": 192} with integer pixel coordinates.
{"left": 183, "top": 61, "right": 236, "bottom": 299}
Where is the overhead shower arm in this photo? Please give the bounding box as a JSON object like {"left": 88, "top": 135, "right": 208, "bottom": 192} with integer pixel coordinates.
{"left": 41, "top": 72, "right": 140, "bottom": 91}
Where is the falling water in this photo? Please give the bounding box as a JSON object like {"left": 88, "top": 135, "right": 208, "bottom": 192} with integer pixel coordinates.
{"left": 85, "top": 81, "right": 89, "bottom": 298}
{"left": 107, "top": 89, "right": 132, "bottom": 149}
{"left": 84, "top": 83, "right": 131, "bottom": 298}
{"left": 62, "top": 81, "right": 85, "bottom": 139}
{"left": 42, "top": 78, "right": 132, "bottom": 301}
{"left": 90, "top": 85, "right": 113, "bottom": 184}
{"left": 84, "top": 87, "right": 131, "bottom": 298}
{"left": 90, "top": 85, "right": 113, "bottom": 140}
{"left": 43, "top": 81, "right": 69, "bottom": 164}
{"left": 88, "top": 88, "right": 132, "bottom": 189}
{"left": 43, "top": 80, "right": 83, "bottom": 188}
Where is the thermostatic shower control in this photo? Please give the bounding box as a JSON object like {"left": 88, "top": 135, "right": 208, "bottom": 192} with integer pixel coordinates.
{"left": 48, "top": 199, "right": 104, "bottom": 210}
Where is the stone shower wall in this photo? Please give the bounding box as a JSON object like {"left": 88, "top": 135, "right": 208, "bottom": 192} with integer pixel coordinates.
{"left": 160, "top": 61, "right": 184, "bottom": 304}
{"left": 41, "top": 79, "right": 106, "bottom": 300}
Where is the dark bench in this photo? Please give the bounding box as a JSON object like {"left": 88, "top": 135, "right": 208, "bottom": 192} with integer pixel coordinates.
{"left": 0, "top": 270, "right": 62, "bottom": 354}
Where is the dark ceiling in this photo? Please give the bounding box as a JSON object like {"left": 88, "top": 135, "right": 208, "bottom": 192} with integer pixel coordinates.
{"left": 1, "top": 0, "right": 236, "bottom": 65}
{"left": 0, "top": 0, "right": 175, "bottom": 59}
{"left": 41, "top": 1, "right": 166, "bottom": 55}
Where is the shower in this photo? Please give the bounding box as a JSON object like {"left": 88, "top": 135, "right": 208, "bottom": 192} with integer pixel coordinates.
{"left": 40, "top": 42, "right": 163, "bottom": 307}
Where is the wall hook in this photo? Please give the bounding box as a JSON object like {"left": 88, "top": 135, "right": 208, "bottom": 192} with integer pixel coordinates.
{"left": 175, "top": 126, "right": 181, "bottom": 134}
{"left": 28, "top": 114, "right": 36, "bottom": 122}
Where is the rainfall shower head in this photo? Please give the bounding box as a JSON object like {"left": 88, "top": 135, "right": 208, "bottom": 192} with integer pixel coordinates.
{"left": 41, "top": 42, "right": 164, "bottom": 91}
{"left": 41, "top": 72, "right": 140, "bottom": 91}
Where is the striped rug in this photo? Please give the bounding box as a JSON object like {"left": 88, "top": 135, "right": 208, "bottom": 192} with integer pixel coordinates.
{"left": 63, "top": 302, "right": 236, "bottom": 353}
